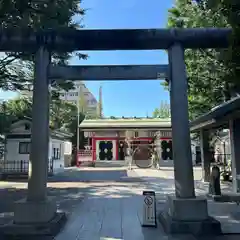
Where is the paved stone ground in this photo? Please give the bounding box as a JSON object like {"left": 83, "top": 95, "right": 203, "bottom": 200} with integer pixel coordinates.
{"left": 0, "top": 164, "right": 240, "bottom": 239}
{"left": 55, "top": 167, "right": 195, "bottom": 240}
{"left": 0, "top": 166, "right": 138, "bottom": 220}
{"left": 132, "top": 167, "right": 240, "bottom": 236}
{"left": 55, "top": 166, "right": 240, "bottom": 240}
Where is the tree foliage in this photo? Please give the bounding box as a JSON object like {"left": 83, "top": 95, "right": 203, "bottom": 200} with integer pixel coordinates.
{"left": 166, "top": 0, "right": 240, "bottom": 119}
{"left": 152, "top": 101, "right": 171, "bottom": 118}
{"left": 0, "top": 0, "right": 87, "bottom": 91}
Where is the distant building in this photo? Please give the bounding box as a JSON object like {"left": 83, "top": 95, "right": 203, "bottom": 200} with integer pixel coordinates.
{"left": 58, "top": 81, "right": 98, "bottom": 117}
{"left": 21, "top": 81, "right": 99, "bottom": 118}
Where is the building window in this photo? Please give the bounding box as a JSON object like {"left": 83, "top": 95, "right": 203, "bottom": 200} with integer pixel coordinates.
{"left": 52, "top": 148, "right": 60, "bottom": 160}
{"left": 19, "top": 142, "right": 31, "bottom": 154}
{"left": 53, "top": 148, "right": 56, "bottom": 159}
{"left": 148, "top": 131, "right": 154, "bottom": 137}
{"left": 134, "top": 131, "right": 139, "bottom": 138}
{"left": 25, "top": 123, "right": 30, "bottom": 130}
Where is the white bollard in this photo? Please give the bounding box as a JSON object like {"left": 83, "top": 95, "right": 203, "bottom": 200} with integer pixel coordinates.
{"left": 142, "top": 191, "right": 157, "bottom": 227}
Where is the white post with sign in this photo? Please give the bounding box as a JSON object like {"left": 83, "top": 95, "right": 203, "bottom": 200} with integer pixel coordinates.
{"left": 142, "top": 191, "right": 157, "bottom": 227}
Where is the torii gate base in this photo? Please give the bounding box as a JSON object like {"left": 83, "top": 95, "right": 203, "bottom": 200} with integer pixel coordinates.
{"left": 159, "top": 197, "right": 221, "bottom": 235}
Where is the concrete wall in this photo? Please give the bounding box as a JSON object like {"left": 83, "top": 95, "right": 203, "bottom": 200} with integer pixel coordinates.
{"left": 6, "top": 139, "right": 30, "bottom": 162}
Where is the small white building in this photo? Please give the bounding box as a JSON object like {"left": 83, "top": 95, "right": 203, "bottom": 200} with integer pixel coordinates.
{"left": 2, "top": 117, "right": 72, "bottom": 177}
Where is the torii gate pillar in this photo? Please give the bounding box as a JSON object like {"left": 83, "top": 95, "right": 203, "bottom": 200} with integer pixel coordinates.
{"left": 1, "top": 47, "right": 66, "bottom": 236}
{"left": 159, "top": 43, "right": 221, "bottom": 235}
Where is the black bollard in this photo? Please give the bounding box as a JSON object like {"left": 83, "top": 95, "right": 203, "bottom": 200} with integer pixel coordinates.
{"left": 209, "top": 165, "right": 221, "bottom": 196}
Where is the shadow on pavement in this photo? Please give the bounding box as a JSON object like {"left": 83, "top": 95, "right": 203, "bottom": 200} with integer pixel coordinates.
{"left": 0, "top": 167, "right": 240, "bottom": 239}
{"left": 0, "top": 168, "right": 146, "bottom": 217}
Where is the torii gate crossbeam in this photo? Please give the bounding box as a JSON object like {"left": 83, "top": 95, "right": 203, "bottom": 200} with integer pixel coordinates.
{"left": 49, "top": 64, "right": 168, "bottom": 80}
{"left": 0, "top": 27, "right": 231, "bottom": 51}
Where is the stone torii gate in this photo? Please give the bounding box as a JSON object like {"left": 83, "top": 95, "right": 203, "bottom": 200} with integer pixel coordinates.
{"left": 0, "top": 27, "right": 231, "bottom": 236}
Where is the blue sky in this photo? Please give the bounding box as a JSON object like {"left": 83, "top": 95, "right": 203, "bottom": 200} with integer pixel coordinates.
{"left": 0, "top": 0, "right": 173, "bottom": 117}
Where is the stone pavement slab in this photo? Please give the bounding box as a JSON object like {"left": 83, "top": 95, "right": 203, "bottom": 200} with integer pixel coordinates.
{"left": 55, "top": 194, "right": 196, "bottom": 240}
{"left": 53, "top": 167, "right": 197, "bottom": 240}
{"left": 52, "top": 167, "right": 240, "bottom": 239}
{"left": 2, "top": 166, "right": 240, "bottom": 239}
{"left": 131, "top": 168, "right": 240, "bottom": 235}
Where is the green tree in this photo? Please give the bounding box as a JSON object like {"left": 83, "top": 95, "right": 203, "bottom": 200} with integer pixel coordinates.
{"left": 50, "top": 99, "right": 75, "bottom": 129}
{"left": 64, "top": 112, "right": 85, "bottom": 149}
{"left": 153, "top": 101, "right": 171, "bottom": 118}
{"left": 0, "top": 97, "right": 33, "bottom": 136}
{"left": 166, "top": 0, "right": 240, "bottom": 119}
{"left": 0, "top": 0, "right": 87, "bottom": 91}
{"left": 4, "top": 97, "right": 32, "bottom": 119}
{"left": 0, "top": 101, "right": 14, "bottom": 135}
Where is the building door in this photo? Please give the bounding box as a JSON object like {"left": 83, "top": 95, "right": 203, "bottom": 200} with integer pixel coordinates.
{"left": 98, "top": 141, "right": 113, "bottom": 160}
{"left": 118, "top": 141, "right": 125, "bottom": 160}
{"left": 161, "top": 140, "right": 173, "bottom": 160}
{"left": 195, "top": 146, "right": 201, "bottom": 164}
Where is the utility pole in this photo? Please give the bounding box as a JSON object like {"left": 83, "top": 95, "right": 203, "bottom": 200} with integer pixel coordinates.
{"left": 76, "top": 86, "right": 81, "bottom": 152}
{"left": 97, "top": 85, "right": 103, "bottom": 118}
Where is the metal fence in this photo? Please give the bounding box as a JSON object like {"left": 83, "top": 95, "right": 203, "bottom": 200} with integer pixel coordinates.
{"left": 1, "top": 159, "right": 53, "bottom": 175}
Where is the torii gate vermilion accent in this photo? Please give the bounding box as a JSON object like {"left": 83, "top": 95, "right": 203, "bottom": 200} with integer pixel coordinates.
{"left": 0, "top": 27, "right": 231, "bottom": 236}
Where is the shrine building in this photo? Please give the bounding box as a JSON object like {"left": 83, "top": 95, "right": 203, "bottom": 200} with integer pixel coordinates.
{"left": 78, "top": 117, "right": 173, "bottom": 164}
